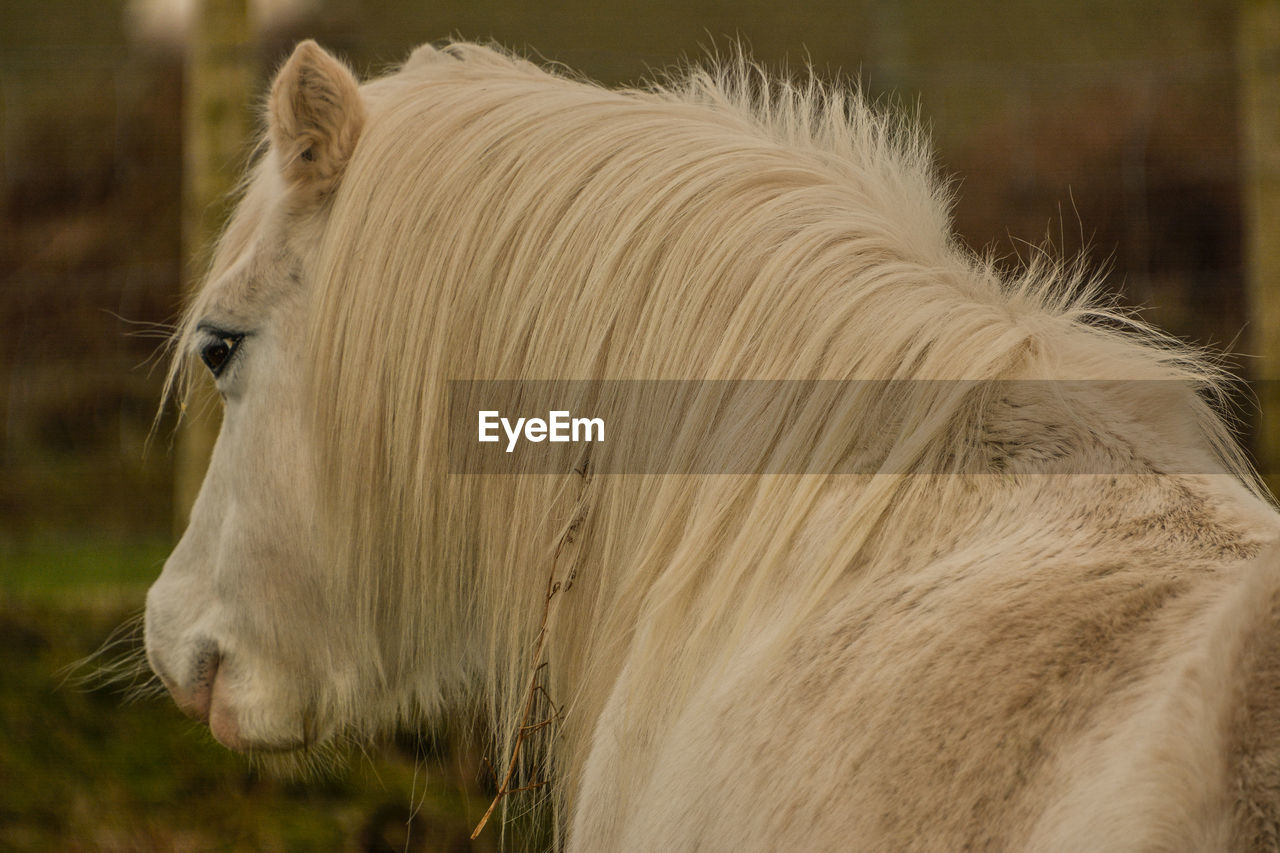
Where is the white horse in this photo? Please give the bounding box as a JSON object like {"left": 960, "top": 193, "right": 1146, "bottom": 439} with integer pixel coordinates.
{"left": 145, "top": 39, "right": 1280, "bottom": 850}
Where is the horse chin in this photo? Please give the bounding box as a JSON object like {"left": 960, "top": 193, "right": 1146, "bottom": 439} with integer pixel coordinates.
{"left": 208, "top": 706, "right": 299, "bottom": 753}
{"left": 206, "top": 674, "right": 330, "bottom": 755}
{"left": 207, "top": 708, "right": 325, "bottom": 754}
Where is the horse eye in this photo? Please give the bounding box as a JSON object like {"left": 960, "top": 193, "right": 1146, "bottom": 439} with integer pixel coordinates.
{"left": 200, "top": 335, "right": 241, "bottom": 377}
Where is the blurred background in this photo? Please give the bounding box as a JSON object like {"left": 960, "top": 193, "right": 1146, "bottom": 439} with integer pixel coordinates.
{"left": 1, "top": 0, "right": 1274, "bottom": 849}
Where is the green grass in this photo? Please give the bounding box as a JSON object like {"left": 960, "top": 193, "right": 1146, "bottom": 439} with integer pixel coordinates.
{"left": 0, "top": 536, "right": 170, "bottom": 602}
{"left": 0, "top": 541, "right": 517, "bottom": 852}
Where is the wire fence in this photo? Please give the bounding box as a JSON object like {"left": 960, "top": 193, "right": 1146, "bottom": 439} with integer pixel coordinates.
{"left": 0, "top": 24, "right": 1255, "bottom": 540}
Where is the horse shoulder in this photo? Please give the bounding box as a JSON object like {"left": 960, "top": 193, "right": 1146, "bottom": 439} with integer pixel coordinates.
{"left": 575, "top": 530, "right": 1280, "bottom": 851}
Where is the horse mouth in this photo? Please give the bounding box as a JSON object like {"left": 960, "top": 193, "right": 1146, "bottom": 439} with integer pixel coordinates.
{"left": 151, "top": 640, "right": 319, "bottom": 754}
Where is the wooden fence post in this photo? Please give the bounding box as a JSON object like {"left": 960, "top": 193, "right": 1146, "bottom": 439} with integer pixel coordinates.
{"left": 1241, "top": 0, "right": 1280, "bottom": 497}
{"left": 175, "top": 0, "right": 252, "bottom": 533}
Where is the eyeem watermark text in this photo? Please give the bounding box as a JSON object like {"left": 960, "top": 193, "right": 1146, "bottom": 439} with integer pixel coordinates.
{"left": 478, "top": 410, "right": 606, "bottom": 452}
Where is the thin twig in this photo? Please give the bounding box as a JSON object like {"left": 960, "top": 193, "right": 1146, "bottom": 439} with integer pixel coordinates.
{"left": 470, "top": 521, "right": 577, "bottom": 840}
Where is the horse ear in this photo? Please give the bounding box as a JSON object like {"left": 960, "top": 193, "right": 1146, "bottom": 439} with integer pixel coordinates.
{"left": 268, "top": 40, "right": 366, "bottom": 207}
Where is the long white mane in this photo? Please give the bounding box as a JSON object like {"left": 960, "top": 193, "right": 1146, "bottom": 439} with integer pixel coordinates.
{"left": 171, "top": 41, "right": 1266, "bottom": 837}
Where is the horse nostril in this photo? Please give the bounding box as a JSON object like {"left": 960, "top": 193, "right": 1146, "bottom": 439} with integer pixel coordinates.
{"left": 173, "top": 639, "right": 221, "bottom": 723}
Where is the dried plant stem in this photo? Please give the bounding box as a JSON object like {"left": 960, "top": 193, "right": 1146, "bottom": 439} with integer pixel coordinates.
{"left": 470, "top": 529, "right": 573, "bottom": 840}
